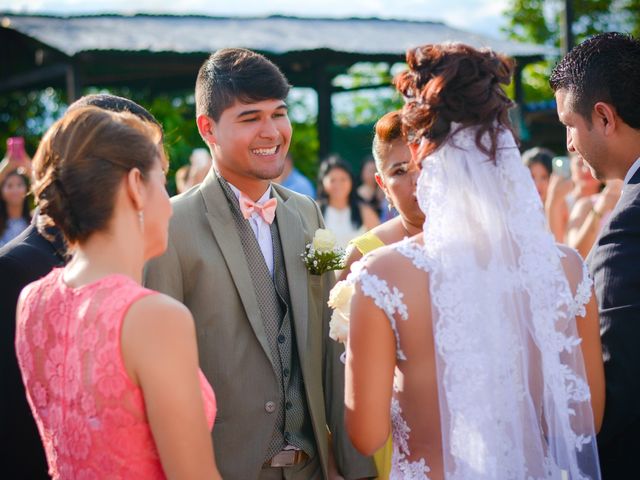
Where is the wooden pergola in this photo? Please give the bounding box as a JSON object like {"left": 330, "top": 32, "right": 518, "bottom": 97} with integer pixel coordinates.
{"left": 0, "top": 13, "right": 550, "bottom": 157}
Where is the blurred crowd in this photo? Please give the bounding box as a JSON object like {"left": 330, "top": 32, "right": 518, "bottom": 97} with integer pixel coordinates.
{"left": 2, "top": 131, "right": 617, "bottom": 259}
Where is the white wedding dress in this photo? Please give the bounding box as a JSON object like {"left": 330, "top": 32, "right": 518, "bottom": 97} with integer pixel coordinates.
{"left": 347, "top": 124, "right": 601, "bottom": 479}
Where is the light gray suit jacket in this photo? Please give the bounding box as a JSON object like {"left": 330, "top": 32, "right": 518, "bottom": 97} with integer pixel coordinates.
{"left": 145, "top": 170, "right": 375, "bottom": 479}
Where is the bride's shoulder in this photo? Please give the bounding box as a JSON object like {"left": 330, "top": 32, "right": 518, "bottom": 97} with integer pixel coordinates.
{"left": 351, "top": 236, "right": 428, "bottom": 281}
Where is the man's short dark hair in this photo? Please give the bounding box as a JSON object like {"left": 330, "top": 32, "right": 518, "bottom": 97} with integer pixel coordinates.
{"left": 195, "top": 48, "right": 291, "bottom": 121}
{"left": 68, "top": 94, "right": 160, "bottom": 127}
{"left": 549, "top": 32, "right": 640, "bottom": 129}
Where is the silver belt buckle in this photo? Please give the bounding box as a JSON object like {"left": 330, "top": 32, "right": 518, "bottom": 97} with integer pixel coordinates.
{"left": 270, "top": 449, "right": 296, "bottom": 467}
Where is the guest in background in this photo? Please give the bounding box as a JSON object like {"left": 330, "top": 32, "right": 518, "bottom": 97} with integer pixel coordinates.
{"left": 16, "top": 106, "right": 220, "bottom": 479}
{"left": 338, "top": 110, "right": 424, "bottom": 479}
{"left": 175, "top": 148, "right": 212, "bottom": 194}
{"left": 522, "top": 147, "right": 554, "bottom": 204}
{"left": 277, "top": 153, "right": 316, "bottom": 198}
{"left": 317, "top": 155, "right": 379, "bottom": 248}
{"left": 357, "top": 157, "right": 385, "bottom": 216}
{"left": 546, "top": 151, "right": 602, "bottom": 242}
{"left": 567, "top": 179, "right": 623, "bottom": 258}
{"left": 0, "top": 171, "right": 31, "bottom": 247}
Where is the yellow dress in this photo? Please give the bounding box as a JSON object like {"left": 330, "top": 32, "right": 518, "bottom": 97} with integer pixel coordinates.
{"left": 349, "top": 230, "right": 393, "bottom": 480}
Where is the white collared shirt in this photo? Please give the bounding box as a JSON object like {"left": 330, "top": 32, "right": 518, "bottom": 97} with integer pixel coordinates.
{"left": 623, "top": 156, "right": 640, "bottom": 187}
{"left": 228, "top": 183, "right": 275, "bottom": 276}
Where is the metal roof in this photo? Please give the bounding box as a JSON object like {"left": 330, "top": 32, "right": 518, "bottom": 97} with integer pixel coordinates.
{"left": 0, "top": 13, "right": 550, "bottom": 59}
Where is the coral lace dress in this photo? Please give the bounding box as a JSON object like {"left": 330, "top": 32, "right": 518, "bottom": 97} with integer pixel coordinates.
{"left": 15, "top": 269, "right": 216, "bottom": 479}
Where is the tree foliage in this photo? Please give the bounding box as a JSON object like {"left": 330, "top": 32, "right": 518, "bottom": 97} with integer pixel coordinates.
{"left": 504, "top": 0, "right": 640, "bottom": 47}
{"left": 502, "top": 0, "right": 640, "bottom": 103}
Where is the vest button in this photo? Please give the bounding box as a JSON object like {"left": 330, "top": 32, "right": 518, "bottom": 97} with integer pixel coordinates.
{"left": 278, "top": 334, "right": 286, "bottom": 344}
{"left": 265, "top": 401, "right": 276, "bottom": 413}
{"left": 283, "top": 368, "right": 290, "bottom": 377}
{"left": 286, "top": 401, "right": 293, "bottom": 410}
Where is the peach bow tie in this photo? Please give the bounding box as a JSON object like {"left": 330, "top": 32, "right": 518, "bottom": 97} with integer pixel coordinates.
{"left": 239, "top": 192, "right": 277, "bottom": 224}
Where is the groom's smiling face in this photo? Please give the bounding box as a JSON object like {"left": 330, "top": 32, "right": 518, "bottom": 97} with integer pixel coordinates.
{"left": 209, "top": 98, "right": 292, "bottom": 185}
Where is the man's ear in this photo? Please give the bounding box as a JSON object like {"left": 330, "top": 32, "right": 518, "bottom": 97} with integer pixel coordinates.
{"left": 126, "top": 167, "right": 145, "bottom": 211}
{"left": 196, "top": 114, "right": 217, "bottom": 145}
{"left": 593, "top": 102, "right": 617, "bottom": 135}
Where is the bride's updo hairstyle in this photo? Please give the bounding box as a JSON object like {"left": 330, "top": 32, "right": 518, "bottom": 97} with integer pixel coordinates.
{"left": 394, "top": 42, "right": 515, "bottom": 162}
{"left": 32, "top": 106, "right": 164, "bottom": 244}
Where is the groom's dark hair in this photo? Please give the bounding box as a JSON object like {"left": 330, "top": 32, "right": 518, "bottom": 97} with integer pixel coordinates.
{"left": 195, "top": 48, "right": 291, "bottom": 121}
{"left": 550, "top": 32, "right": 640, "bottom": 129}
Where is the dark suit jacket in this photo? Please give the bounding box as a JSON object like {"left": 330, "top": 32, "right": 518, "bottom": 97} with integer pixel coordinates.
{"left": 588, "top": 166, "right": 640, "bottom": 478}
{"left": 0, "top": 224, "right": 65, "bottom": 479}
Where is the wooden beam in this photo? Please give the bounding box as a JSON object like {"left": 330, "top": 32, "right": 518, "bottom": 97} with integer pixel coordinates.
{"left": 0, "top": 63, "right": 68, "bottom": 92}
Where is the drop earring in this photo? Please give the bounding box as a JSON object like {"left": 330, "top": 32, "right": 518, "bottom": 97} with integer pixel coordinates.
{"left": 137, "top": 210, "right": 144, "bottom": 230}
{"left": 386, "top": 198, "right": 395, "bottom": 211}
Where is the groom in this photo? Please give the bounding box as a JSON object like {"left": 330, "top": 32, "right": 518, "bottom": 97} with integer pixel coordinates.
{"left": 551, "top": 32, "right": 640, "bottom": 477}
{"left": 145, "top": 48, "right": 374, "bottom": 479}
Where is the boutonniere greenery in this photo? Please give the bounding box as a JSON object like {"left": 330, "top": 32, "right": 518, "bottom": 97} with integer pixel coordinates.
{"left": 301, "top": 228, "right": 345, "bottom": 275}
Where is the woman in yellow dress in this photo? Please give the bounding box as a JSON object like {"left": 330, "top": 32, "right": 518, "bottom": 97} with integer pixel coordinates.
{"left": 338, "top": 110, "right": 425, "bottom": 479}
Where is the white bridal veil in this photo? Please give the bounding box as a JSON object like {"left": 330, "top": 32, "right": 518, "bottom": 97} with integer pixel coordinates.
{"left": 418, "top": 124, "right": 600, "bottom": 479}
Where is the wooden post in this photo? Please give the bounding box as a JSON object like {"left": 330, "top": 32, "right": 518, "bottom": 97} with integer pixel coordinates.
{"left": 316, "top": 66, "right": 332, "bottom": 160}
{"left": 65, "top": 64, "right": 81, "bottom": 103}
{"left": 561, "top": 0, "right": 574, "bottom": 55}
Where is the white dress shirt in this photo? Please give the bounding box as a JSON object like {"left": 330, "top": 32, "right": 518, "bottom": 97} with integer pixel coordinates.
{"left": 623, "top": 156, "right": 640, "bottom": 187}
{"left": 228, "top": 183, "right": 275, "bottom": 276}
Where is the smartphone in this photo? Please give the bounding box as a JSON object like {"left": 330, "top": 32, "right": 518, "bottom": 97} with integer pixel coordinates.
{"left": 6, "top": 137, "right": 27, "bottom": 160}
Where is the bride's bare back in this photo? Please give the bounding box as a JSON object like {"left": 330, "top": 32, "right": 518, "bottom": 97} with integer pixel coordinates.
{"left": 346, "top": 235, "right": 602, "bottom": 480}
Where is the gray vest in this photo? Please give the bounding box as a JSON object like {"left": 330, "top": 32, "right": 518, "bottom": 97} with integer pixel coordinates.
{"left": 217, "top": 176, "right": 314, "bottom": 460}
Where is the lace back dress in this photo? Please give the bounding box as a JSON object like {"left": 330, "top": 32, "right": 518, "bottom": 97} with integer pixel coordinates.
{"left": 15, "top": 268, "right": 216, "bottom": 479}
{"left": 348, "top": 238, "right": 594, "bottom": 480}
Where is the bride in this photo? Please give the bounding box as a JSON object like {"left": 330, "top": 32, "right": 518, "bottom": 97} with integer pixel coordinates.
{"left": 344, "top": 43, "right": 604, "bottom": 479}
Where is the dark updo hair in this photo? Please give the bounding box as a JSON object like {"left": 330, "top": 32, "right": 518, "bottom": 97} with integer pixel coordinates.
{"left": 32, "top": 106, "right": 164, "bottom": 244}
{"left": 317, "top": 155, "right": 363, "bottom": 230}
{"left": 372, "top": 110, "right": 405, "bottom": 171}
{"left": 522, "top": 147, "right": 554, "bottom": 176}
{"left": 394, "top": 43, "right": 515, "bottom": 162}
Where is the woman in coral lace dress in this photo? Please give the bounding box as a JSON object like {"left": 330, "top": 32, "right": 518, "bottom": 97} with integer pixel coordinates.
{"left": 15, "top": 106, "right": 221, "bottom": 479}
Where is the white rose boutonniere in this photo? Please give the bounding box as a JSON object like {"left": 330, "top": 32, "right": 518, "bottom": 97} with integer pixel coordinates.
{"left": 301, "top": 228, "right": 345, "bottom": 275}
{"left": 328, "top": 280, "right": 354, "bottom": 344}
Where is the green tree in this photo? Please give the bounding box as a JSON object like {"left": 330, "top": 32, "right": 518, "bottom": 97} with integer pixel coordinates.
{"left": 503, "top": 0, "right": 640, "bottom": 103}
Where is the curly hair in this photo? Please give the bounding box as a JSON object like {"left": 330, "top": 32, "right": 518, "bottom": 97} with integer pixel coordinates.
{"left": 549, "top": 32, "right": 640, "bottom": 129}
{"left": 394, "top": 43, "right": 515, "bottom": 161}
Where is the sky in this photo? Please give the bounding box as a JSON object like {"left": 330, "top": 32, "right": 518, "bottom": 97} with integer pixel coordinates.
{"left": 0, "top": 0, "right": 511, "bottom": 38}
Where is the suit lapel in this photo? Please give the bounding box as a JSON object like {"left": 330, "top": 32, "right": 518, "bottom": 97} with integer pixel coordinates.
{"left": 273, "top": 186, "right": 310, "bottom": 359}
{"left": 199, "top": 171, "right": 275, "bottom": 370}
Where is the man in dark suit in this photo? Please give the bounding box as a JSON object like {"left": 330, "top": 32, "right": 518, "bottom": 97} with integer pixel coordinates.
{"left": 0, "top": 223, "right": 65, "bottom": 478}
{"left": 551, "top": 32, "right": 640, "bottom": 477}
{"left": 0, "top": 94, "right": 161, "bottom": 478}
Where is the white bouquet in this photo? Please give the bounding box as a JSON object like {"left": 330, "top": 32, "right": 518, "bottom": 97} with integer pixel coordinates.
{"left": 327, "top": 280, "right": 354, "bottom": 344}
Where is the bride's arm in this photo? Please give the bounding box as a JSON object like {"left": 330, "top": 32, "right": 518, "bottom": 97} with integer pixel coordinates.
{"left": 344, "top": 283, "right": 396, "bottom": 456}
{"left": 577, "top": 289, "right": 605, "bottom": 432}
